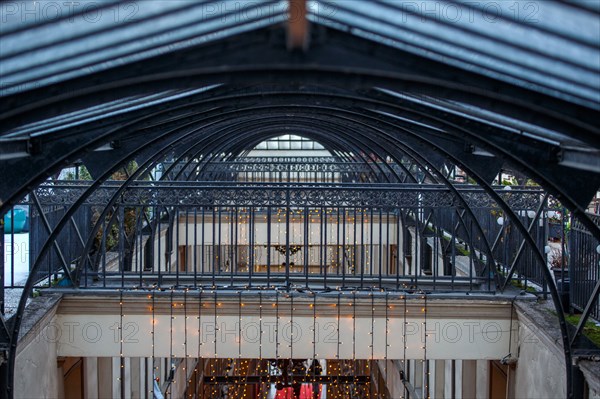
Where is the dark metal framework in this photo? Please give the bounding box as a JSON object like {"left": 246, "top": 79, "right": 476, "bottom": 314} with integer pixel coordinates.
{"left": 1, "top": 1, "right": 599, "bottom": 398}
{"left": 29, "top": 181, "right": 545, "bottom": 209}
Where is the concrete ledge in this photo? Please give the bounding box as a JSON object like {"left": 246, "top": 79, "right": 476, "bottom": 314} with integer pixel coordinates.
{"left": 514, "top": 300, "right": 566, "bottom": 361}
{"left": 57, "top": 293, "right": 518, "bottom": 319}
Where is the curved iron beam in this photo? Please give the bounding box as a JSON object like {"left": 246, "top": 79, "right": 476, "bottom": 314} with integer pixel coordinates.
{"left": 3, "top": 101, "right": 576, "bottom": 398}
{"left": 1, "top": 47, "right": 597, "bottom": 140}
{"left": 3, "top": 90, "right": 598, "bottom": 249}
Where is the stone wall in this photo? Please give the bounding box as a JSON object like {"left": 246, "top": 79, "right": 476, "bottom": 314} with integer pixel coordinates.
{"left": 14, "top": 294, "right": 62, "bottom": 399}
{"left": 514, "top": 301, "right": 568, "bottom": 399}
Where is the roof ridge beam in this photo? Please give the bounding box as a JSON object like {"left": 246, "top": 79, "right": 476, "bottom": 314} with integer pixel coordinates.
{"left": 288, "top": 0, "right": 310, "bottom": 51}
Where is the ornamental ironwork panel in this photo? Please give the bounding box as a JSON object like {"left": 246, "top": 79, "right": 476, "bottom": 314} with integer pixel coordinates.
{"left": 29, "top": 181, "right": 545, "bottom": 209}
{"left": 460, "top": 188, "right": 546, "bottom": 210}
{"left": 230, "top": 156, "right": 339, "bottom": 163}
{"left": 200, "top": 162, "right": 373, "bottom": 173}
{"left": 162, "top": 161, "right": 407, "bottom": 174}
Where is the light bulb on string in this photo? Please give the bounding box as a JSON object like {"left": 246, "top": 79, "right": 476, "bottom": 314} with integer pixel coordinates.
{"left": 169, "top": 287, "right": 175, "bottom": 381}
{"left": 149, "top": 287, "right": 156, "bottom": 397}
{"left": 183, "top": 288, "right": 188, "bottom": 366}
{"left": 118, "top": 289, "right": 124, "bottom": 391}
{"left": 423, "top": 291, "right": 429, "bottom": 399}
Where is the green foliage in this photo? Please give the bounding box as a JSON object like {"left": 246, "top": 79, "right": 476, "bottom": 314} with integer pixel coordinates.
{"left": 510, "top": 280, "right": 537, "bottom": 293}
{"left": 64, "top": 160, "right": 141, "bottom": 182}
{"left": 501, "top": 177, "right": 517, "bottom": 186}
{"left": 109, "top": 160, "right": 139, "bottom": 180}
{"left": 441, "top": 235, "right": 471, "bottom": 256}
{"left": 549, "top": 311, "right": 600, "bottom": 348}
{"left": 64, "top": 165, "right": 92, "bottom": 180}
{"left": 99, "top": 218, "right": 121, "bottom": 251}
{"left": 525, "top": 178, "right": 539, "bottom": 187}
{"left": 94, "top": 160, "right": 141, "bottom": 251}
{"left": 563, "top": 314, "right": 600, "bottom": 348}
{"left": 93, "top": 208, "right": 138, "bottom": 252}
{"left": 456, "top": 245, "right": 470, "bottom": 256}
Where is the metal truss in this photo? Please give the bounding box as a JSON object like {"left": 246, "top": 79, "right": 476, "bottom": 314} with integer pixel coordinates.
{"left": 170, "top": 160, "right": 375, "bottom": 173}
{"left": 227, "top": 156, "right": 340, "bottom": 163}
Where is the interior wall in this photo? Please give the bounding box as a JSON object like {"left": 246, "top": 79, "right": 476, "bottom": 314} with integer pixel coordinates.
{"left": 14, "top": 309, "right": 60, "bottom": 398}
{"left": 513, "top": 305, "right": 567, "bottom": 399}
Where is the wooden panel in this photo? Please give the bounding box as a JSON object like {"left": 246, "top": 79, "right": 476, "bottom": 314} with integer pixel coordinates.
{"left": 62, "top": 357, "right": 84, "bottom": 399}
{"left": 489, "top": 360, "right": 508, "bottom": 399}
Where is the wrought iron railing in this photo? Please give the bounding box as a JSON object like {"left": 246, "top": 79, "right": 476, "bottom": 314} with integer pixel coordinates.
{"left": 570, "top": 213, "right": 600, "bottom": 320}
{"left": 5, "top": 182, "right": 548, "bottom": 293}
{"left": 9, "top": 180, "right": 597, "bottom": 314}
{"left": 430, "top": 203, "right": 551, "bottom": 290}
{"left": 29, "top": 204, "right": 92, "bottom": 287}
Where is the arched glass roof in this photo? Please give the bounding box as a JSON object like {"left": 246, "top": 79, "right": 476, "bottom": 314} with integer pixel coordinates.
{"left": 251, "top": 134, "right": 328, "bottom": 152}
{"left": 1, "top": 3, "right": 600, "bottom": 398}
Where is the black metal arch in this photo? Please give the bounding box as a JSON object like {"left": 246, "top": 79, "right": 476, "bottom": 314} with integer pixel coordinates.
{"left": 218, "top": 128, "right": 397, "bottom": 181}
{"left": 25, "top": 104, "right": 494, "bottom": 294}
{"left": 35, "top": 106, "right": 506, "bottom": 292}
{"left": 2, "top": 87, "right": 596, "bottom": 237}
{"left": 3, "top": 99, "right": 587, "bottom": 399}
{"left": 2, "top": 87, "right": 596, "bottom": 229}
{"left": 73, "top": 117, "right": 427, "bottom": 282}
{"left": 145, "top": 113, "right": 412, "bottom": 184}
{"left": 5, "top": 100, "right": 584, "bottom": 290}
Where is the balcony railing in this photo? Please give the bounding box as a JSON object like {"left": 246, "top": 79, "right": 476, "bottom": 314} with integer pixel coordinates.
{"left": 3, "top": 182, "right": 566, "bottom": 298}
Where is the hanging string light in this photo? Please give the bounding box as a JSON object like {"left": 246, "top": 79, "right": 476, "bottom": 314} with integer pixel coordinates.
{"left": 167, "top": 287, "right": 174, "bottom": 397}
{"left": 150, "top": 287, "right": 156, "bottom": 398}
{"left": 336, "top": 289, "right": 346, "bottom": 398}
{"left": 288, "top": 290, "right": 294, "bottom": 337}
{"left": 363, "top": 289, "right": 374, "bottom": 399}
{"left": 352, "top": 290, "right": 358, "bottom": 398}
{"left": 311, "top": 290, "right": 317, "bottom": 386}
{"left": 118, "top": 290, "right": 124, "bottom": 390}
{"left": 237, "top": 291, "right": 244, "bottom": 398}
{"left": 258, "top": 289, "right": 264, "bottom": 395}
{"left": 336, "top": 290, "right": 341, "bottom": 361}
{"left": 385, "top": 291, "right": 390, "bottom": 396}
{"left": 290, "top": 291, "right": 295, "bottom": 387}
{"left": 423, "top": 292, "right": 429, "bottom": 399}
{"left": 242, "top": 357, "right": 251, "bottom": 399}
{"left": 227, "top": 356, "right": 234, "bottom": 398}
{"left": 275, "top": 288, "right": 280, "bottom": 389}
{"left": 238, "top": 291, "right": 242, "bottom": 362}
{"left": 194, "top": 287, "right": 203, "bottom": 398}
{"left": 183, "top": 288, "right": 188, "bottom": 389}
{"left": 211, "top": 290, "right": 218, "bottom": 397}
{"left": 403, "top": 291, "right": 408, "bottom": 396}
